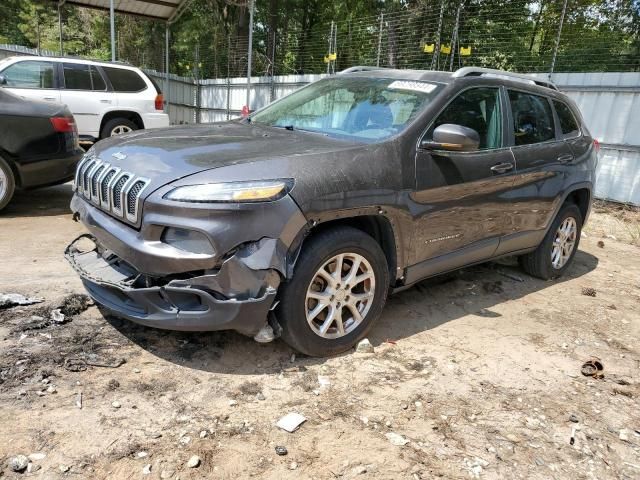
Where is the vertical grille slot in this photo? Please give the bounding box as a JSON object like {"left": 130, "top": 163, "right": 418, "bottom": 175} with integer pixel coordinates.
{"left": 80, "top": 160, "right": 96, "bottom": 192}
{"left": 126, "top": 180, "right": 146, "bottom": 215}
{"left": 101, "top": 170, "right": 116, "bottom": 204}
{"left": 90, "top": 165, "right": 105, "bottom": 199}
{"left": 74, "top": 156, "right": 91, "bottom": 189}
{"left": 112, "top": 175, "right": 130, "bottom": 211}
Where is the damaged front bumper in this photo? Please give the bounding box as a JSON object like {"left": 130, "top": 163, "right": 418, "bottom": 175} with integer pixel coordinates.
{"left": 65, "top": 234, "right": 281, "bottom": 336}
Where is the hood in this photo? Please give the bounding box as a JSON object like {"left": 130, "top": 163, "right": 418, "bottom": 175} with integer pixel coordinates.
{"left": 90, "top": 122, "right": 362, "bottom": 188}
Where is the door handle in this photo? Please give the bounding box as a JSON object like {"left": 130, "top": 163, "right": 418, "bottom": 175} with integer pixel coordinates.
{"left": 490, "top": 162, "right": 514, "bottom": 174}
{"left": 43, "top": 97, "right": 56, "bottom": 101}
{"left": 557, "top": 154, "right": 574, "bottom": 164}
{"left": 100, "top": 99, "right": 112, "bottom": 104}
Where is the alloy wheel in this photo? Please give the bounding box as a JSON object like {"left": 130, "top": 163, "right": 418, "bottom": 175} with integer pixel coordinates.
{"left": 0, "top": 168, "right": 6, "bottom": 200}
{"left": 110, "top": 125, "right": 133, "bottom": 136}
{"left": 305, "top": 253, "right": 376, "bottom": 339}
{"left": 551, "top": 216, "right": 577, "bottom": 269}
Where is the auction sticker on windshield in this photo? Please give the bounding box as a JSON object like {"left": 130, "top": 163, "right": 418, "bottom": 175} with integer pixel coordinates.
{"left": 387, "top": 80, "right": 438, "bottom": 93}
{"left": 387, "top": 80, "right": 437, "bottom": 93}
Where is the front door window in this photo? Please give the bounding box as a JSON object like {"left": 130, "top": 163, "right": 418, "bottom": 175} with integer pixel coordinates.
{"left": 426, "top": 87, "right": 502, "bottom": 150}
{"left": 1, "top": 61, "right": 56, "bottom": 89}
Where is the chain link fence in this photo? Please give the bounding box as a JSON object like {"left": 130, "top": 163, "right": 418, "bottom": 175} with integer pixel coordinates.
{"left": 2, "top": 1, "right": 638, "bottom": 79}
{"left": 151, "top": 0, "right": 638, "bottom": 79}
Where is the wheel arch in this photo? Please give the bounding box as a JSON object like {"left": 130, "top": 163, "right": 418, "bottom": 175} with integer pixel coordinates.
{"left": 565, "top": 186, "right": 591, "bottom": 224}
{"left": 290, "top": 213, "right": 401, "bottom": 286}
{"left": 100, "top": 110, "right": 144, "bottom": 137}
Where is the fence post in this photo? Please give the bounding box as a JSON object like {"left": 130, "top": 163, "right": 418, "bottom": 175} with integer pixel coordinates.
{"left": 194, "top": 44, "right": 200, "bottom": 124}
{"left": 327, "top": 21, "right": 334, "bottom": 74}
{"left": 550, "top": 0, "right": 568, "bottom": 76}
{"left": 431, "top": 0, "right": 445, "bottom": 70}
{"left": 246, "top": 0, "right": 254, "bottom": 111}
{"left": 449, "top": 1, "right": 463, "bottom": 71}
{"left": 270, "top": 28, "right": 276, "bottom": 103}
{"left": 226, "top": 34, "right": 231, "bottom": 120}
{"left": 376, "top": 14, "right": 384, "bottom": 67}
{"left": 331, "top": 21, "right": 337, "bottom": 74}
{"left": 109, "top": 0, "right": 115, "bottom": 61}
{"left": 57, "top": 4, "right": 63, "bottom": 56}
{"left": 165, "top": 24, "right": 170, "bottom": 117}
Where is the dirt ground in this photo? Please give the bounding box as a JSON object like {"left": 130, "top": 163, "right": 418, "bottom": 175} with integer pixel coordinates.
{"left": 1, "top": 184, "right": 639, "bottom": 480}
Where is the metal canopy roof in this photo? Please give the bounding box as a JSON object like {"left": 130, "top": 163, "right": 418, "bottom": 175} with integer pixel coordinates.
{"left": 52, "top": 0, "right": 191, "bottom": 22}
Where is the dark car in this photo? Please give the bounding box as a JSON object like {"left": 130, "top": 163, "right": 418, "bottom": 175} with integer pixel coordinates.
{"left": 65, "top": 67, "right": 597, "bottom": 356}
{"left": 0, "top": 88, "right": 83, "bottom": 210}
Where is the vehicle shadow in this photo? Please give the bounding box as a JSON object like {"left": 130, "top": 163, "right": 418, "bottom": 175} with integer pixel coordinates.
{"left": 104, "top": 249, "right": 599, "bottom": 375}
{"left": 1, "top": 183, "right": 74, "bottom": 218}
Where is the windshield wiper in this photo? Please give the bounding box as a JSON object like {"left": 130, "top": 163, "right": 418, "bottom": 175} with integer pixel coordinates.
{"left": 273, "top": 125, "right": 328, "bottom": 136}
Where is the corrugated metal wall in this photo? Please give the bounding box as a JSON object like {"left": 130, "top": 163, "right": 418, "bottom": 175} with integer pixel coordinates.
{"left": 550, "top": 73, "right": 640, "bottom": 205}
{"left": 145, "top": 73, "right": 326, "bottom": 124}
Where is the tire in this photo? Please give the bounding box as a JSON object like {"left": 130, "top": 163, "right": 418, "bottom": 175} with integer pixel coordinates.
{"left": 0, "top": 156, "right": 16, "bottom": 212}
{"left": 277, "top": 226, "right": 389, "bottom": 357}
{"left": 101, "top": 118, "right": 138, "bottom": 139}
{"left": 519, "top": 202, "right": 582, "bottom": 280}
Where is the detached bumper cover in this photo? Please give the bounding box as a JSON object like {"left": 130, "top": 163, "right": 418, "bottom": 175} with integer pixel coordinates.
{"left": 65, "top": 235, "right": 279, "bottom": 335}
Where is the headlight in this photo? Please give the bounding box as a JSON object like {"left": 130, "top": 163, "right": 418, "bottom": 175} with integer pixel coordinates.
{"left": 163, "top": 180, "right": 291, "bottom": 203}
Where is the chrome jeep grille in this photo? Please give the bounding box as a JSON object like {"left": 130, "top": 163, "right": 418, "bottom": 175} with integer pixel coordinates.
{"left": 74, "top": 155, "right": 150, "bottom": 224}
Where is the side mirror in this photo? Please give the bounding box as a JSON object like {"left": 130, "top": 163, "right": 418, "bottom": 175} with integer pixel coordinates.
{"left": 421, "top": 123, "right": 480, "bottom": 152}
{"left": 0, "top": 75, "right": 6, "bottom": 85}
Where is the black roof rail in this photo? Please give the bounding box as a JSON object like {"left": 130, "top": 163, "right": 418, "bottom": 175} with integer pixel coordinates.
{"left": 452, "top": 67, "right": 558, "bottom": 91}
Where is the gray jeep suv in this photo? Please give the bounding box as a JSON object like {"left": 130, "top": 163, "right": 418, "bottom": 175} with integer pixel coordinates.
{"left": 66, "top": 67, "right": 597, "bottom": 356}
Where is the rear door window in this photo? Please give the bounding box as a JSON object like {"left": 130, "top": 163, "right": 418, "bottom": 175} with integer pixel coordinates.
{"left": 63, "top": 63, "right": 92, "bottom": 90}
{"left": 102, "top": 67, "right": 147, "bottom": 92}
{"left": 553, "top": 100, "right": 580, "bottom": 137}
{"left": 63, "top": 63, "right": 107, "bottom": 91}
{"left": 508, "top": 90, "right": 556, "bottom": 145}
{"left": 91, "top": 66, "right": 106, "bottom": 90}
{"left": 1, "top": 60, "right": 56, "bottom": 89}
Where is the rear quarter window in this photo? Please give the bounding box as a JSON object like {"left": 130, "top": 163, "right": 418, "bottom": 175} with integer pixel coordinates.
{"left": 102, "top": 67, "right": 147, "bottom": 92}
{"left": 553, "top": 100, "right": 580, "bottom": 137}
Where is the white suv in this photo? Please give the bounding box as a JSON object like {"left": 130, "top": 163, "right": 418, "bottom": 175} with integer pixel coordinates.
{"left": 0, "top": 56, "right": 169, "bottom": 142}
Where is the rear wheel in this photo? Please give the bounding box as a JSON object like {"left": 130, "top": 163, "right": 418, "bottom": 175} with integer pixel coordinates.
{"left": 519, "top": 202, "right": 582, "bottom": 280}
{"left": 101, "top": 118, "right": 138, "bottom": 139}
{"left": 277, "top": 226, "right": 389, "bottom": 357}
{"left": 0, "top": 157, "right": 16, "bottom": 212}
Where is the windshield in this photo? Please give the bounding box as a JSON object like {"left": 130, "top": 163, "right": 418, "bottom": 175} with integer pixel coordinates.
{"left": 250, "top": 77, "right": 442, "bottom": 142}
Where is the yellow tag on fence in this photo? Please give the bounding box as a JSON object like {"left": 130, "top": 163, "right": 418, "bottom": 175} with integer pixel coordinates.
{"left": 423, "top": 43, "right": 435, "bottom": 53}
{"left": 460, "top": 46, "right": 472, "bottom": 56}
{"left": 328, "top": 53, "right": 337, "bottom": 61}
{"left": 323, "top": 55, "right": 330, "bottom": 63}
{"left": 440, "top": 44, "right": 451, "bottom": 54}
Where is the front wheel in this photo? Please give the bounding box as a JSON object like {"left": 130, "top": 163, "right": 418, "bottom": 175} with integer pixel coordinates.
{"left": 519, "top": 202, "right": 583, "bottom": 280}
{"left": 276, "top": 226, "right": 389, "bottom": 357}
{"left": 0, "top": 157, "right": 16, "bottom": 212}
